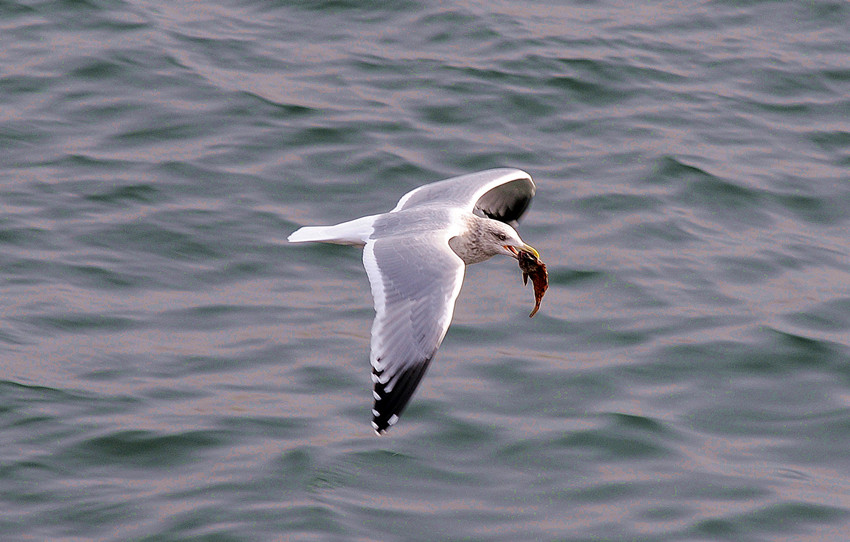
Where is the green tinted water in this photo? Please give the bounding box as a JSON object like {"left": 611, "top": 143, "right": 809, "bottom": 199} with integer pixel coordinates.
{"left": 1, "top": 1, "right": 849, "bottom": 540}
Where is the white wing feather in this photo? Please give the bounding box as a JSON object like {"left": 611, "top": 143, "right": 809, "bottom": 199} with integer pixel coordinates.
{"left": 362, "top": 231, "right": 465, "bottom": 433}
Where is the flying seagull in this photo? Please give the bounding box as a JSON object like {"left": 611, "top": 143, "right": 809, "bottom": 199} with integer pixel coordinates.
{"left": 288, "top": 168, "right": 539, "bottom": 433}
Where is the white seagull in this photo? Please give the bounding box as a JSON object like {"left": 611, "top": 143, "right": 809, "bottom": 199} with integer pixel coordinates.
{"left": 288, "top": 168, "right": 539, "bottom": 434}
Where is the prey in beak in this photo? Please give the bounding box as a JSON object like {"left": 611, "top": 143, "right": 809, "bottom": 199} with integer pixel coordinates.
{"left": 504, "top": 243, "right": 540, "bottom": 260}
{"left": 513, "top": 244, "right": 548, "bottom": 318}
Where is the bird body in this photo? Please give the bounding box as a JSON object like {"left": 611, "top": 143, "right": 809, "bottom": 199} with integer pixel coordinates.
{"left": 288, "top": 168, "right": 538, "bottom": 433}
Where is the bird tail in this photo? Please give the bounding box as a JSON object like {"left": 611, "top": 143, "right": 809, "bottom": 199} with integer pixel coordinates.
{"left": 287, "top": 215, "right": 376, "bottom": 246}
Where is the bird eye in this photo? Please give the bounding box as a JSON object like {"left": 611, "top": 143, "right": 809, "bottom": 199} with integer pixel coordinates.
{"left": 496, "top": 232, "right": 507, "bottom": 241}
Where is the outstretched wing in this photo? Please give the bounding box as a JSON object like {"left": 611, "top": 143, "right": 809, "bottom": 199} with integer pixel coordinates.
{"left": 391, "top": 168, "right": 535, "bottom": 226}
{"left": 362, "top": 232, "right": 465, "bottom": 434}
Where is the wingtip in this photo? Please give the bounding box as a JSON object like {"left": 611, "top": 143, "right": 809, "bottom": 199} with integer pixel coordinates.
{"left": 371, "top": 413, "right": 399, "bottom": 435}
{"left": 371, "top": 421, "right": 389, "bottom": 436}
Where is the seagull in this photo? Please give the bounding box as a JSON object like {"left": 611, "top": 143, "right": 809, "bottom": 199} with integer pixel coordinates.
{"left": 288, "top": 168, "right": 539, "bottom": 434}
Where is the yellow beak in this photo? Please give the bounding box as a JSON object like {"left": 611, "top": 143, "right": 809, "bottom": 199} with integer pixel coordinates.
{"left": 521, "top": 243, "right": 540, "bottom": 259}
{"left": 505, "top": 243, "right": 539, "bottom": 259}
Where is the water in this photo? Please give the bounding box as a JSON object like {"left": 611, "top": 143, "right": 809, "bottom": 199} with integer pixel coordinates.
{"left": 2, "top": 1, "right": 849, "bottom": 540}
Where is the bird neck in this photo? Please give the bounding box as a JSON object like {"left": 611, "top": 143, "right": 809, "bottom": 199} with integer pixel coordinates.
{"left": 448, "top": 214, "right": 497, "bottom": 265}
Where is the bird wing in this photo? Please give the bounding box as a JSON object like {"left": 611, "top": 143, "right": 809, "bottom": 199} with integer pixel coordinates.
{"left": 362, "top": 231, "right": 465, "bottom": 433}
{"left": 391, "top": 168, "right": 536, "bottom": 226}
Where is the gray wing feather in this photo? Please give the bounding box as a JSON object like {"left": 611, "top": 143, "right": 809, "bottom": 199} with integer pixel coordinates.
{"left": 391, "top": 168, "right": 535, "bottom": 225}
{"left": 362, "top": 232, "right": 465, "bottom": 433}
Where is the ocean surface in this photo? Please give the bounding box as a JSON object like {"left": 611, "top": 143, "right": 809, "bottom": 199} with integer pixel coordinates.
{"left": 2, "top": 1, "right": 849, "bottom": 540}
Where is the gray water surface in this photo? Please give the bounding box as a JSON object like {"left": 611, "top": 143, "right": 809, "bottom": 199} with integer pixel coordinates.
{"left": 2, "top": 1, "right": 849, "bottom": 540}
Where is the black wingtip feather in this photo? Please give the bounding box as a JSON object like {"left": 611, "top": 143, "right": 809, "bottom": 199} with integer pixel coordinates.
{"left": 371, "top": 359, "right": 432, "bottom": 433}
{"left": 475, "top": 177, "right": 535, "bottom": 225}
